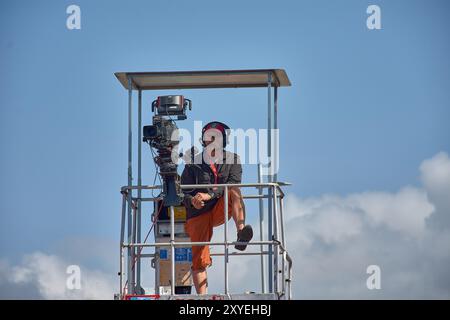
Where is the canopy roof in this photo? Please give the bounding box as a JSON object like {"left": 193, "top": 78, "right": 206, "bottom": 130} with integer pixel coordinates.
{"left": 115, "top": 69, "right": 291, "bottom": 90}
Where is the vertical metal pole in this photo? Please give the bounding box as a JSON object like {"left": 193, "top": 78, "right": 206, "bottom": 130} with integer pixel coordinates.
{"left": 120, "top": 246, "right": 124, "bottom": 297}
{"left": 136, "top": 90, "right": 142, "bottom": 290}
{"left": 257, "top": 165, "right": 266, "bottom": 293}
{"left": 126, "top": 76, "right": 133, "bottom": 294}
{"left": 267, "top": 72, "right": 273, "bottom": 293}
{"left": 120, "top": 192, "right": 126, "bottom": 297}
{"left": 273, "top": 186, "right": 279, "bottom": 295}
{"left": 154, "top": 201, "right": 160, "bottom": 294}
{"left": 267, "top": 72, "right": 272, "bottom": 181}
{"left": 132, "top": 203, "right": 137, "bottom": 289}
{"left": 281, "top": 252, "right": 286, "bottom": 298}
{"left": 224, "top": 186, "right": 229, "bottom": 295}
{"left": 273, "top": 87, "right": 281, "bottom": 296}
{"left": 273, "top": 86, "right": 280, "bottom": 296}
{"left": 170, "top": 205, "right": 176, "bottom": 296}
{"left": 273, "top": 86, "right": 278, "bottom": 183}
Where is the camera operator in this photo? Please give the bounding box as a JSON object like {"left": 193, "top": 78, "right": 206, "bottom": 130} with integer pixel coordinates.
{"left": 181, "top": 121, "right": 253, "bottom": 295}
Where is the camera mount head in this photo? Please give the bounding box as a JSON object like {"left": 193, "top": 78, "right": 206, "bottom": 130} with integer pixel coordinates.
{"left": 151, "top": 95, "right": 192, "bottom": 120}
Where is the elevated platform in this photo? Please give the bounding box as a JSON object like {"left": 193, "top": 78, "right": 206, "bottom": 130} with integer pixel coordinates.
{"left": 124, "top": 293, "right": 279, "bottom": 300}
{"left": 115, "top": 68, "right": 293, "bottom": 300}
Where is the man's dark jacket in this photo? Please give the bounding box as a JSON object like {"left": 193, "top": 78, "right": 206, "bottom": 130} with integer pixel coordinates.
{"left": 181, "top": 151, "right": 242, "bottom": 219}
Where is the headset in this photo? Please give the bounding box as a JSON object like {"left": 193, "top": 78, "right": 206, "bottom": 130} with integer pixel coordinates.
{"left": 201, "top": 121, "right": 230, "bottom": 148}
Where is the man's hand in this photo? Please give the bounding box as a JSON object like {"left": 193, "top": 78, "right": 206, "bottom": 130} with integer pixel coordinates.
{"left": 191, "top": 192, "right": 212, "bottom": 209}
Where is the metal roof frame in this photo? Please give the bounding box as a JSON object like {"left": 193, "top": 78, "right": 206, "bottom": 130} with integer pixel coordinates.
{"left": 115, "top": 69, "right": 291, "bottom": 90}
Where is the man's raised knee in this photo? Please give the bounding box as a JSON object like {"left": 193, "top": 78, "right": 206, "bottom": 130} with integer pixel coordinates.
{"left": 229, "top": 187, "right": 242, "bottom": 201}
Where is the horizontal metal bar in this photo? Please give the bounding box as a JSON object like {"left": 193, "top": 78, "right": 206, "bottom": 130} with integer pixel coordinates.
{"left": 135, "top": 194, "right": 271, "bottom": 202}
{"left": 210, "top": 251, "right": 269, "bottom": 257}
{"left": 122, "top": 183, "right": 288, "bottom": 200}
{"left": 121, "top": 185, "right": 162, "bottom": 192}
{"left": 138, "top": 254, "right": 155, "bottom": 258}
{"left": 122, "top": 182, "right": 287, "bottom": 191}
{"left": 181, "top": 182, "right": 282, "bottom": 189}
{"left": 122, "top": 240, "right": 278, "bottom": 248}
{"left": 243, "top": 194, "right": 269, "bottom": 199}
{"left": 136, "top": 197, "right": 163, "bottom": 202}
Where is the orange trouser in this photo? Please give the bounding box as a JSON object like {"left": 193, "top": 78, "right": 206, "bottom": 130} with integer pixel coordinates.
{"left": 185, "top": 194, "right": 232, "bottom": 271}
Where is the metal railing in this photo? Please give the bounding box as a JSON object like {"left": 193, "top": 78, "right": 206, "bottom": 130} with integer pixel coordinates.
{"left": 119, "top": 182, "right": 293, "bottom": 299}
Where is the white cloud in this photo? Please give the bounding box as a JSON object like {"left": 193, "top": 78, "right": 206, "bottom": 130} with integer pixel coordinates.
{"left": 2, "top": 152, "right": 449, "bottom": 299}
{"left": 183, "top": 152, "right": 450, "bottom": 298}
{"left": 280, "top": 151, "right": 450, "bottom": 299}
{"left": 348, "top": 187, "right": 434, "bottom": 238}
{"left": 0, "top": 252, "right": 115, "bottom": 299}
{"left": 420, "top": 152, "right": 450, "bottom": 195}
{"left": 421, "top": 152, "right": 450, "bottom": 229}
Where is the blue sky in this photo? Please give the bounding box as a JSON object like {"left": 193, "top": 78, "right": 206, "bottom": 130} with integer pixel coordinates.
{"left": 1, "top": 0, "right": 449, "bottom": 298}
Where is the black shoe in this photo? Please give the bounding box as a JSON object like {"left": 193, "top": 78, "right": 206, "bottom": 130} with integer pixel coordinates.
{"left": 235, "top": 225, "right": 253, "bottom": 251}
